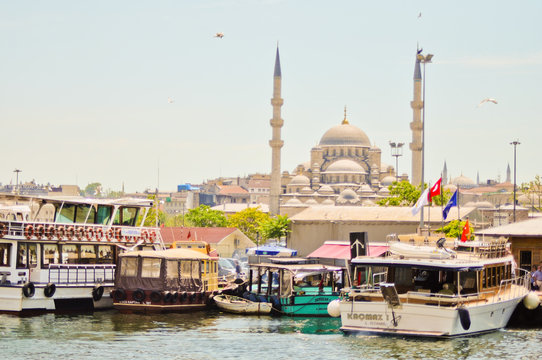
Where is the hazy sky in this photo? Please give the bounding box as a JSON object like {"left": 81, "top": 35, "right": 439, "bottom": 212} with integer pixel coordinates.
{"left": 1, "top": 1, "right": 541, "bottom": 193}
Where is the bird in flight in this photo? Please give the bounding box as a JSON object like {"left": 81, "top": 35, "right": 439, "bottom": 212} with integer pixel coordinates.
{"left": 478, "top": 98, "right": 498, "bottom": 107}
{"left": 168, "top": 98, "right": 174, "bottom": 104}
{"left": 418, "top": 12, "right": 422, "bottom": 19}
{"left": 215, "top": 32, "right": 224, "bottom": 39}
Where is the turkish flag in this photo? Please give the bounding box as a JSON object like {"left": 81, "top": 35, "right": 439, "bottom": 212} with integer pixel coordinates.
{"left": 461, "top": 220, "right": 471, "bottom": 242}
{"left": 187, "top": 231, "right": 191, "bottom": 240}
{"left": 429, "top": 177, "right": 442, "bottom": 202}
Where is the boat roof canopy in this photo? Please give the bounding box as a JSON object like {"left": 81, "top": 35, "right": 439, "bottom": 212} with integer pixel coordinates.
{"left": 119, "top": 248, "right": 213, "bottom": 260}
{"left": 350, "top": 256, "right": 501, "bottom": 272}
{"left": 0, "top": 193, "right": 154, "bottom": 208}
{"left": 252, "top": 263, "right": 343, "bottom": 273}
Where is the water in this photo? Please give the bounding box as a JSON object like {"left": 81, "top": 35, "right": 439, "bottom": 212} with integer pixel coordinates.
{"left": 0, "top": 310, "right": 540, "bottom": 360}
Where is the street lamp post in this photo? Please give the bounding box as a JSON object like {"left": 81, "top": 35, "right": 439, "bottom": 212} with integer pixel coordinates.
{"left": 510, "top": 140, "right": 520, "bottom": 222}
{"left": 13, "top": 169, "right": 22, "bottom": 194}
{"left": 389, "top": 141, "right": 404, "bottom": 182}
{"left": 418, "top": 51, "right": 433, "bottom": 232}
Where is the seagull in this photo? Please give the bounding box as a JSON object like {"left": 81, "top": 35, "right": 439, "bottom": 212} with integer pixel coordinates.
{"left": 214, "top": 32, "right": 224, "bottom": 39}
{"left": 478, "top": 98, "right": 498, "bottom": 107}
{"left": 418, "top": 12, "right": 422, "bottom": 19}
{"left": 116, "top": 238, "right": 144, "bottom": 252}
{"left": 168, "top": 97, "right": 174, "bottom": 104}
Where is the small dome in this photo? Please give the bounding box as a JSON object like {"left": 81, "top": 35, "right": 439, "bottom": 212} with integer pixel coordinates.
{"left": 319, "top": 123, "right": 371, "bottom": 147}
{"left": 300, "top": 186, "right": 313, "bottom": 194}
{"left": 284, "top": 197, "right": 304, "bottom": 206}
{"left": 318, "top": 185, "right": 335, "bottom": 195}
{"left": 305, "top": 198, "right": 318, "bottom": 205}
{"left": 378, "top": 187, "right": 390, "bottom": 196}
{"left": 324, "top": 159, "right": 365, "bottom": 173}
{"left": 381, "top": 176, "right": 396, "bottom": 186}
{"left": 322, "top": 198, "right": 335, "bottom": 206}
{"left": 475, "top": 201, "right": 495, "bottom": 209}
{"left": 337, "top": 188, "right": 360, "bottom": 204}
{"left": 452, "top": 174, "right": 476, "bottom": 188}
{"left": 289, "top": 174, "right": 310, "bottom": 186}
{"left": 362, "top": 199, "right": 376, "bottom": 206}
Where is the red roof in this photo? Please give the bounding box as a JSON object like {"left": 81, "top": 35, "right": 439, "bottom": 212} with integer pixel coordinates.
{"left": 160, "top": 227, "right": 238, "bottom": 245}
{"left": 307, "top": 242, "right": 388, "bottom": 259}
{"left": 218, "top": 185, "right": 248, "bottom": 195}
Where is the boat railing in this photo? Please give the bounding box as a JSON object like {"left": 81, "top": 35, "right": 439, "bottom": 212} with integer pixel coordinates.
{"left": 48, "top": 264, "right": 116, "bottom": 285}
{"left": 372, "top": 271, "right": 387, "bottom": 285}
{"left": 496, "top": 269, "right": 530, "bottom": 301}
{"left": 0, "top": 220, "right": 165, "bottom": 249}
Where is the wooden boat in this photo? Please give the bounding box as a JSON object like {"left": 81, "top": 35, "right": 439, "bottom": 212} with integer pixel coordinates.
{"left": 214, "top": 294, "right": 272, "bottom": 315}
{"left": 0, "top": 194, "right": 164, "bottom": 315}
{"left": 246, "top": 258, "right": 348, "bottom": 317}
{"left": 335, "top": 237, "right": 530, "bottom": 337}
{"left": 112, "top": 243, "right": 219, "bottom": 314}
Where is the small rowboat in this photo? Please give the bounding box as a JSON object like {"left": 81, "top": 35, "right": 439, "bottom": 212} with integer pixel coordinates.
{"left": 214, "top": 294, "right": 272, "bottom": 315}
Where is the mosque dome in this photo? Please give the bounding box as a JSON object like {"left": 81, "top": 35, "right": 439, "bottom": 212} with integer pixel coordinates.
{"left": 381, "top": 176, "right": 396, "bottom": 187}
{"left": 300, "top": 186, "right": 313, "bottom": 194}
{"left": 362, "top": 199, "right": 376, "bottom": 206}
{"left": 444, "top": 184, "right": 458, "bottom": 192}
{"left": 318, "top": 185, "right": 335, "bottom": 195}
{"left": 319, "top": 122, "right": 371, "bottom": 147}
{"left": 324, "top": 159, "right": 365, "bottom": 173}
{"left": 322, "top": 198, "right": 335, "bottom": 206}
{"left": 284, "top": 198, "right": 304, "bottom": 206}
{"left": 337, "top": 188, "right": 360, "bottom": 204}
{"left": 289, "top": 174, "right": 310, "bottom": 186}
{"left": 305, "top": 198, "right": 318, "bottom": 205}
{"left": 452, "top": 175, "right": 476, "bottom": 188}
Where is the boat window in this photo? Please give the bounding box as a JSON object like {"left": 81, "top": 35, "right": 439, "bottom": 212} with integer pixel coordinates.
{"left": 121, "top": 207, "right": 138, "bottom": 226}
{"left": 98, "top": 245, "right": 114, "bottom": 263}
{"left": 80, "top": 245, "right": 97, "bottom": 264}
{"left": 16, "top": 243, "right": 37, "bottom": 269}
{"left": 181, "top": 261, "right": 192, "bottom": 279}
{"left": 167, "top": 260, "right": 179, "bottom": 279}
{"left": 205, "top": 261, "right": 210, "bottom": 274}
{"left": 191, "top": 261, "right": 200, "bottom": 279}
{"left": 0, "top": 243, "right": 11, "bottom": 266}
{"left": 390, "top": 267, "right": 413, "bottom": 294}
{"left": 459, "top": 271, "right": 478, "bottom": 294}
{"left": 120, "top": 258, "right": 138, "bottom": 277}
{"left": 61, "top": 244, "right": 79, "bottom": 264}
{"left": 42, "top": 244, "right": 60, "bottom": 267}
{"left": 96, "top": 206, "right": 112, "bottom": 225}
{"left": 282, "top": 271, "right": 293, "bottom": 297}
{"left": 76, "top": 204, "right": 94, "bottom": 224}
{"left": 57, "top": 204, "right": 76, "bottom": 223}
{"left": 141, "top": 258, "right": 161, "bottom": 278}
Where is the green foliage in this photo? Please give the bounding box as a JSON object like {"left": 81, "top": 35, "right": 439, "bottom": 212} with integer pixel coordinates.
{"left": 227, "top": 207, "right": 269, "bottom": 241}
{"left": 435, "top": 219, "right": 473, "bottom": 240}
{"left": 377, "top": 181, "right": 421, "bottom": 206}
{"left": 164, "top": 213, "right": 186, "bottom": 227}
{"left": 259, "top": 215, "right": 291, "bottom": 243}
{"left": 185, "top": 205, "right": 228, "bottom": 227}
{"left": 138, "top": 194, "right": 167, "bottom": 227}
{"left": 431, "top": 189, "right": 452, "bottom": 206}
{"left": 84, "top": 182, "right": 102, "bottom": 197}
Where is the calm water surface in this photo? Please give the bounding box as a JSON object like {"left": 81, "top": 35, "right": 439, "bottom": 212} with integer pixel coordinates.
{"left": 0, "top": 310, "right": 540, "bottom": 360}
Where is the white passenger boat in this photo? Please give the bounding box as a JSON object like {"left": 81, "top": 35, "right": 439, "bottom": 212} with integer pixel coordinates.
{"left": 0, "top": 194, "right": 164, "bottom": 315}
{"left": 214, "top": 294, "right": 272, "bottom": 315}
{"left": 333, "top": 237, "right": 530, "bottom": 337}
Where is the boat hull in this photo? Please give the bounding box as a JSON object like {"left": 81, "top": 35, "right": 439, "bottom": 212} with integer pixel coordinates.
{"left": 0, "top": 283, "right": 112, "bottom": 315}
{"left": 214, "top": 295, "right": 272, "bottom": 315}
{"left": 280, "top": 294, "right": 339, "bottom": 317}
{"left": 339, "top": 296, "right": 524, "bottom": 337}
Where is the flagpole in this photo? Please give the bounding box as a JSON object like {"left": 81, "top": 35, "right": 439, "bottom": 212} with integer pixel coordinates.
{"left": 427, "top": 181, "right": 431, "bottom": 236}
{"left": 440, "top": 173, "right": 444, "bottom": 230}
{"left": 457, "top": 189, "right": 460, "bottom": 220}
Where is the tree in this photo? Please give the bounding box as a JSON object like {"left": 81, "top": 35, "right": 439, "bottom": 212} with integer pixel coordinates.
{"left": 435, "top": 219, "right": 473, "bottom": 240}
{"left": 227, "top": 207, "right": 269, "bottom": 242}
{"left": 259, "top": 215, "right": 291, "bottom": 244}
{"left": 377, "top": 181, "right": 421, "bottom": 206}
{"left": 84, "top": 182, "right": 102, "bottom": 197}
{"left": 138, "top": 195, "right": 166, "bottom": 227}
{"left": 185, "top": 205, "right": 228, "bottom": 227}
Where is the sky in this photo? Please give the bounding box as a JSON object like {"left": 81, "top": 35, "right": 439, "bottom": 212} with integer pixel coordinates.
{"left": 1, "top": 1, "right": 541, "bottom": 193}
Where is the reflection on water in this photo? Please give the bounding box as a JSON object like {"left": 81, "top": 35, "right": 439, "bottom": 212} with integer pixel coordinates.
{"left": 0, "top": 311, "right": 540, "bottom": 360}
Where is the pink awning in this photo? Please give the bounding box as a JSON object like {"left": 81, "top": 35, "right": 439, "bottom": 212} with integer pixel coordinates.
{"left": 307, "top": 243, "right": 388, "bottom": 259}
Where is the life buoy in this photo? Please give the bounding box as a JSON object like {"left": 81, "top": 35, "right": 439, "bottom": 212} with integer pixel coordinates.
{"left": 132, "top": 288, "right": 146, "bottom": 302}
{"left": 56, "top": 226, "right": 66, "bottom": 239}
{"left": 86, "top": 227, "right": 94, "bottom": 241}
{"left": 35, "top": 225, "right": 45, "bottom": 239}
{"left": 141, "top": 230, "right": 149, "bottom": 243}
{"left": 106, "top": 229, "right": 114, "bottom": 241}
{"left": 96, "top": 228, "right": 104, "bottom": 241}
{"left": 46, "top": 226, "right": 55, "bottom": 240}
{"left": 113, "top": 288, "right": 127, "bottom": 301}
{"left": 150, "top": 291, "right": 162, "bottom": 303}
{"left": 44, "top": 282, "right": 56, "bottom": 297}
{"left": 149, "top": 230, "right": 156, "bottom": 243}
{"left": 92, "top": 286, "right": 105, "bottom": 301}
{"left": 66, "top": 226, "right": 75, "bottom": 240}
{"left": 76, "top": 227, "right": 85, "bottom": 240}
{"left": 23, "top": 282, "right": 35, "bottom": 298}
{"left": 24, "top": 225, "right": 34, "bottom": 239}
{"left": 114, "top": 228, "right": 122, "bottom": 241}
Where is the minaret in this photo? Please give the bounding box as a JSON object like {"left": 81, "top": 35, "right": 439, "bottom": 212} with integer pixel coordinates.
{"left": 269, "top": 47, "right": 284, "bottom": 216}
{"left": 442, "top": 161, "right": 448, "bottom": 185}
{"left": 506, "top": 163, "right": 511, "bottom": 183}
{"left": 410, "top": 50, "right": 423, "bottom": 187}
